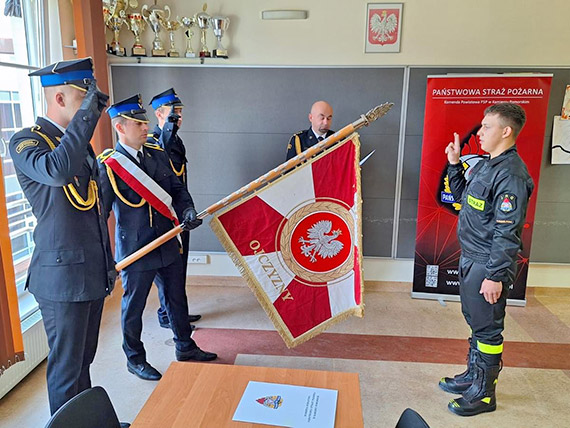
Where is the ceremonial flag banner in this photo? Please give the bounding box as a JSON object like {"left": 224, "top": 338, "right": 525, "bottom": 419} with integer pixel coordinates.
{"left": 413, "top": 74, "right": 552, "bottom": 303}
{"left": 211, "top": 134, "right": 364, "bottom": 347}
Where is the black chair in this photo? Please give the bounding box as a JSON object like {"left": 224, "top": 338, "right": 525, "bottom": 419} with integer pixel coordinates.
{"left": 395, "top": 408, "right": 431, "bottom": 428}
{"left": 44, "top": 386, "right": 129, "bottom": 428}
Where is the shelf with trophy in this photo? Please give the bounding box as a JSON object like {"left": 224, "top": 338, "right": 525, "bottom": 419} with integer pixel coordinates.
{"left": 103, "top": 1, "right": 231, "bottom": 64}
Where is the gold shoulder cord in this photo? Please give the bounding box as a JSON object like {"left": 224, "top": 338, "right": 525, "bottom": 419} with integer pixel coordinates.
{"left": 294, "top": 135, "right": 302, "bottom": 156}
{"left": 145, "top": 141, "right": 185, "bottom": 179}
{"left": 169, "top": 159, "right": 185, "bottom": 177}
{"left": 31, "top": 127, "right": 98, "bottom": 212}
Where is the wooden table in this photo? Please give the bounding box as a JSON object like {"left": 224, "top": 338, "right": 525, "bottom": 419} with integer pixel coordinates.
{"left": 131, "top": 362, "right": 363, "bottom": 427}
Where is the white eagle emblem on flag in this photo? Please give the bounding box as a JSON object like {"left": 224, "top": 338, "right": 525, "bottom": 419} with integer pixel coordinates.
{"left": 369, "top": 10, "right": 398, "bottom": 44}
{"left": 298, "top": 220, "right": 344, "bottom": 263}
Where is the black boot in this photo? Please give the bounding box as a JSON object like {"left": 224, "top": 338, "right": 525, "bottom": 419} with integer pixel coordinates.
{"left": 448, "top": 354, "right": 501, "bottom": 417}
{"left": 439, "top": 338, "right": 476, "bottom": 394}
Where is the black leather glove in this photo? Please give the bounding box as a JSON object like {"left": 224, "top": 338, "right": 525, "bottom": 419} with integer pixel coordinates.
{"left": 167, "top": 105, "right": 181, "bottom": 124}
{"left": 79, "top": 79, "right": 100, "bottom": 116}
{"left": 182, "top": 207, "right": 202, "bottom": 231}
{"left": 96, "top": 88, "right": 109, "bottom": 113}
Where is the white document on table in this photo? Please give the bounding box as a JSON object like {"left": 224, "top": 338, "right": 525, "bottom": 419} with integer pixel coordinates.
{"left": 232, "top": 381, "right": 338, "bottom": 427}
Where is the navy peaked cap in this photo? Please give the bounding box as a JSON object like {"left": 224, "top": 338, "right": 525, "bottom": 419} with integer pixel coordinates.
{"left": 107, "top": 94, "right": 149, "bottom": 122}
{"left": 150, "top": 88, "right": 184, "bottom": 109}
{"left": 29, "top": 58, "right": 94, "bottom": 90}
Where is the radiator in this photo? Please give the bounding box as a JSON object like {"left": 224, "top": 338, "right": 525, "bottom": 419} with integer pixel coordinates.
{"left": 0, "top": 310, "right": 48, "bottom": 399}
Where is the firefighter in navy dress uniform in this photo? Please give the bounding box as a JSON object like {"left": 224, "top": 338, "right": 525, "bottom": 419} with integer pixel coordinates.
{"left": 440, "top": 103, "right": 534, "bottom": 416}
{"left": 98, "top": 95, "right": 217, "bottom": 382}
{"left": 8, "top": 58, "right": 115, "bottom": 415}
{"left": 147, "top": 88, "right": 200, "bottom": 330}
{"left": 286, "top": 101, "right": 334, "bottom": 160}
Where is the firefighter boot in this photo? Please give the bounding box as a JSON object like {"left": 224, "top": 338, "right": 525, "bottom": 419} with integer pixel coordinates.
{"left": 439, "top": 338, "right": 476, "bottom": 394}
{"left": 448, "top": 354, "right": 502, "bottom": 417}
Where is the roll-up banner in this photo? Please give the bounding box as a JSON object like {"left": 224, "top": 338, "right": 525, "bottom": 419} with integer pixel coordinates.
{"left": 413, "top": 74, "right": 552, "bottom": 305}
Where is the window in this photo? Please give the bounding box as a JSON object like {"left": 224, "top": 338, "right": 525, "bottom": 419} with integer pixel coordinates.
{"left": 1, "top": 0, "right": 48, "bottom": 319}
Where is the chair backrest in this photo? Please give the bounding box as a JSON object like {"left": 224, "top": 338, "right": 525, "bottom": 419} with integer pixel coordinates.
{"left": 395, "top": 408, "right": 431, "bottom": 428}
{"left": 45, "top": 386, "right": 122, "bottom": 428}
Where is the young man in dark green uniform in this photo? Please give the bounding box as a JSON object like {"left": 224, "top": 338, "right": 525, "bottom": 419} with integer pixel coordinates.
{"left": 440, "top": 103, "right": 534, "bottom": 416}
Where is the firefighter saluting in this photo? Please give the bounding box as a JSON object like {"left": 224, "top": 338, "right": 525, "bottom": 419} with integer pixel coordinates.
{"left": 440, "top": 103, "right": 534, "bottom": 416}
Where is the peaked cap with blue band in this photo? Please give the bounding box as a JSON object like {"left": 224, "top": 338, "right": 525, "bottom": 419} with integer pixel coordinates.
{"left": 107, "top": 94, "right": 149, "bottom": 123}
{"left": 150, "top": 88, "right": 184, "bottom": 109}
{"left": 28, "top": 57, "right": 94, "bottom": 90}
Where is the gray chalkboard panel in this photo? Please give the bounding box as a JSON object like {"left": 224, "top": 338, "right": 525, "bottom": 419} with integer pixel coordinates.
{"left": 110, "top": 65, "right": 404, "bottom": 256}
{"left": 398, "top": 68, "right": 570, "bottom": 263}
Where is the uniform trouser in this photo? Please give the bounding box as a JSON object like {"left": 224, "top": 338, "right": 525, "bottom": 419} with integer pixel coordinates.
{"left": 156, "top": 230, "right": 189, "bottom": 324}
{"left": 121, "top": 256, "right": 196, "bottom": 365}
{"left": 35, "top": 296, "right": 104, "bottom": 415}
{"left": 458, "top": 255, "right": 508, "bottom": 366}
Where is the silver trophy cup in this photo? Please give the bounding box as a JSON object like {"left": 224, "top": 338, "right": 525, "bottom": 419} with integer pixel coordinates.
{"left": 211, "top": 16, "right": 230, "bottom": 58}
{"left": 141, "top": 3, "right": 169, "bottom": 56}
{"left": 195, "top": 11, "right": 211, "bottom": 58}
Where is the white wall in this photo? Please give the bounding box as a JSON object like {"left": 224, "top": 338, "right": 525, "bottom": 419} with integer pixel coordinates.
{"left": 124, "top": 0, "right": 569, "bottom": 66}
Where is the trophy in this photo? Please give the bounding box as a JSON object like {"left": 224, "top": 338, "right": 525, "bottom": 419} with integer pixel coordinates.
{"left": 161, "top": 14, "right": 181, "bottom": 57}
{"left": 102, "top": 1, "right": 111, "bottom": 53}
{"left": 179, "top": 16, "right": 196, "bottom": 58}
{"left": 211, "top": 16, "right": 230, "bottom": 58}
{"left": 195, "top": 4, "right": 211, "bottom": 58}
{"left": 104, "top": 0, "right": 129, "bottom": 56}
{"left": 141, "top": 2, "right": 169, "bottom": 56}
{"left": 126, "top": 12, "right": 147, "bottom": 56}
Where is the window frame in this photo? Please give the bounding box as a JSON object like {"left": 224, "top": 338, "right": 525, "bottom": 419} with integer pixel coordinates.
{"left": 1, "top": 0, "right": 52, "bottom": 320}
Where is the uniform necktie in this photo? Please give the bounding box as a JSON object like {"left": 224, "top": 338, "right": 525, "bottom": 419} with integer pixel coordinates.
{"left": 137, "top": 151, "right": 145, "bottom": 169}
{"left": 318, "top": 136, "right": 324, "bottom": 142}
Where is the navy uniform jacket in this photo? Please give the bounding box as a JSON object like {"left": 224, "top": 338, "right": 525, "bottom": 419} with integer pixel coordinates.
{"left": 148, "top": 124, "right": 188, "bottom": 187}
{"left": 286, "top": 128, "right": 335, "bottom": 160}
{"left": 447, "top": 146, "right": 534, "bottom": 284}
{"left": 9, "top": 117, "right": 116, "bottom": 302}
{"left": 98, "top": 143, "right": 193, "bottom": 271}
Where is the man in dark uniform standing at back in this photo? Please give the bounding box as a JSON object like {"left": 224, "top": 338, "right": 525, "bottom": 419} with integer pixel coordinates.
{"left": 286, "top": 100, "right": 334, "bottom": 160}
{"left": 99, "top": 95, "right": 216, "bottom": 382}
{"left": 439, "top": 103, "right": 534, "bottom": 416}
{"left": 8, "top": 58, "right": 115, "bottom": 415}
{"left": 147, "top": 88, "right": 201, "bottom": 330}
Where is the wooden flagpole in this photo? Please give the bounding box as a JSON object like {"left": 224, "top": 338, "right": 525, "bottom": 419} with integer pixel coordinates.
{"left": 115, "top": 103, "right": 394, "bottom": 272}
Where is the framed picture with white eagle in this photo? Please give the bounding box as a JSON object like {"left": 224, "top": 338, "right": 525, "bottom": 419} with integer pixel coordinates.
{"left": 365, "top": 3, "right": 403, "bottom": 53}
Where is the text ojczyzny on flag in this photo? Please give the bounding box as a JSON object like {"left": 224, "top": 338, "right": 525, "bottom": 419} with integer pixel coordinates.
{"left": 210, "top": 134, "right": 364, "bottom": 347}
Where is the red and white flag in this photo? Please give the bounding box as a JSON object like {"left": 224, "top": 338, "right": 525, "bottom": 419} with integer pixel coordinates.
{"left": 210, "top": 134, "right": 364, "bottom": 347}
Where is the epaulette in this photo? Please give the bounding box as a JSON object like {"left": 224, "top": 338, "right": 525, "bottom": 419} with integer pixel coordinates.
{"left": 28, "top": 125, "right": 46, "bottom": 139}
{"left": 144, "top": 142, "right": 164, "bottom": 151}
{"left": 289, "top": 130, "right": 303, "bottom": 141}
{"left": 97, "top": 148, "right": 115, "bottom": 161}
{"left": 147, "top": 133, "right": 159, "bottom": 142}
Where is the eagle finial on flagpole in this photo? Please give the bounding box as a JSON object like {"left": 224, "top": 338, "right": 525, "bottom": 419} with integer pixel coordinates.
{"left": 354, "top": 102, "right": 394, "bottom": 128}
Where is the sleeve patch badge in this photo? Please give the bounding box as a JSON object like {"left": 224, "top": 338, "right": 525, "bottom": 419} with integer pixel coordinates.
{"left": 499, "top": 194, "right": 517, "bottom": 213}
{"left": 15, "top": 139, "right": 39, "bottom": 153}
